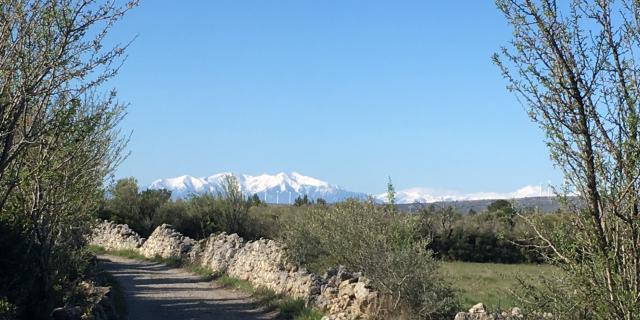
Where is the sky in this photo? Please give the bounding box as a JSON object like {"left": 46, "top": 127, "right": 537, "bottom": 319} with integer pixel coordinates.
{"left": 106, "top": 1, "right": 562, "bottom": 194}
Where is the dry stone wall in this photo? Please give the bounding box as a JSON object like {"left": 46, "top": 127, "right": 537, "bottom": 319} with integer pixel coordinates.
{"left": 91, "top": 221, "right": 492, "bottom": 320}
{"left": 90, "top": 221, "right": 144, "bottom": 251}
{"left": 139, "top": 224, "right": 195, "bottom": 259}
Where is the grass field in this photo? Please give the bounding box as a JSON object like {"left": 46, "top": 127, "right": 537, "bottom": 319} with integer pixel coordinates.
{"left": 442, "top": 261, "right": 558, "bottom": 311}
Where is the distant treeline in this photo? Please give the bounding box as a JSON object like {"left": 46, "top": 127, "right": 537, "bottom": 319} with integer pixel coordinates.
{"left": 101, "top": 177, "right": 564, "bottom": 264}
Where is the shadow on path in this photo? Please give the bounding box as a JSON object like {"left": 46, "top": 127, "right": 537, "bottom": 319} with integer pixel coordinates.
{"left": 99, "top": 255, "right": 276, "bottom": 320}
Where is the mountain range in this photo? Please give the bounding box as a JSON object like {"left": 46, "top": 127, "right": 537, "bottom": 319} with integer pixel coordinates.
{"left": 148, "top": 172, "right": 560, "bottom": 205}
{"left": 149, "top": 172, "right": 368, "bottom": 203}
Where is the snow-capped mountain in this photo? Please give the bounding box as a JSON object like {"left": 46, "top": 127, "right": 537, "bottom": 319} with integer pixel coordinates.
{"left": 149, "top": 171, "right": 562, "bottom": 205}
{"left": 148, "top": 172, "right": 368, "bottom": 203}
{"left": 376, "top": 185, "right": 557, "bottom": 204}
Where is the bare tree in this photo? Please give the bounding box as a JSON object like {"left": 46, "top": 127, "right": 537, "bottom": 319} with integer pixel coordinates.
{"left": 495, "top": 0, "right": 640, "bottom": 318}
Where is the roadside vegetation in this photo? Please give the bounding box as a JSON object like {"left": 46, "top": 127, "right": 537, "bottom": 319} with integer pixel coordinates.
{"left": 3, "top": 0, "right": 640, "bottom": 319}
{"left": 495, "top": 0, "right": 640, "bottom": 318}
{"left": 98, "top": 177, "right": 568, "bottom": 318}
{"left": 0, "top": 1, "right": 136, "bottom": 319}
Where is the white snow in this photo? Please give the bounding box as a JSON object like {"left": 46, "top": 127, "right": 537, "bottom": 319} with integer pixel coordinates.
{"left": 148, "top": 172, "right": 365, "bottom": 203}
{"left": 150, "top": 172, "right": 561, "bottom": 204}
{"left": 376, "top": 184, "right": 559, "bottom": 204}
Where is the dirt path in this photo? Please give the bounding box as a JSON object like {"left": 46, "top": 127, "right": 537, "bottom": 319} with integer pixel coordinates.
{"left": 98, "top": 255, "right": 277, "bottom": 320}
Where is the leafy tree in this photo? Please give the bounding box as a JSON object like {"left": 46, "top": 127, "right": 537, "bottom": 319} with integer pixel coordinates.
{"left": 386, "top": 176, "right": 396, "bottom": 213}
{"left": 186, "top": 193, "right": 219, "bottom": 239}
{"left": 106, "top": 178, "right": 140, "bottom": 225}
{"left": 495, "top": 0, "right": 640, "bottom": 317}
{"left": 215, "top": 175, "right": 250, "bottom": 236}
{"left": 248, "top": 193, "right": 263, "bottom": 207}
{"left": 315, "top": 197, "right": 327, "bottom": 206}
{"left": 486, "top": 199, "right": 516, "bottom": 227}
{"left": 0, "top": 1, "right": 136, "bottom": 318}
{"left": 293, "top": 194, "right": 311, "bottom": 206}
{"left": 139, "top": 189, "right": 172, "bottom": 235}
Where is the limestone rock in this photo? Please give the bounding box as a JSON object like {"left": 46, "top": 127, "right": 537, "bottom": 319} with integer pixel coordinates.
{"left": 139, "top": 224, "right": 194, "bottom": 259}
{"left": 89, "top": 220, "right": 143, "bottom": 251}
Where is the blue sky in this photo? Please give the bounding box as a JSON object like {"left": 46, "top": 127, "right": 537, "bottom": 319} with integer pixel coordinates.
{"left": 107, "top": 1, "right": 561, "bottom": 194}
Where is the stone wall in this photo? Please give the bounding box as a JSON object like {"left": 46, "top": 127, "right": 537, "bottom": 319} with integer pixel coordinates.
{"left": 139, "top": 224, "right": 194, "bottom": 259}
{"left": 90, "top": 221, "right": 381, "bottom": 319}
{"left": 89, "top": 221, "right": 144, "bottom": 251}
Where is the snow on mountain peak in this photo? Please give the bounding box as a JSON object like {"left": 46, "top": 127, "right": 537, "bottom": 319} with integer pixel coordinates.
{"left": 376, "top": 184, "right": 558, "bottom": 204}
{"left": 149, "top": 172, "right": 365, "bottom": 203}
{"left": 150, "top": 172, "right": 558, "bottom": 204}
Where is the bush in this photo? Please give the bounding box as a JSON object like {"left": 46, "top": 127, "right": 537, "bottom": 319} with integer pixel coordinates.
{"left": 0, "top": 298, "right": 17, "bottom": 320}
{"left": 415, "top": 204, "right": 547, "bottom": 264}
{"left": 281, "top": 200, "right": 459, "bottom": 319}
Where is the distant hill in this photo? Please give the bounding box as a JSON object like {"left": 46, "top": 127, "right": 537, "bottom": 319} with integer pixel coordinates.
{"left": 397, "top": 196, "right": 581, "bottom": 213}
{"left": 148, "top": 171, "right": 577, "bottom": 209}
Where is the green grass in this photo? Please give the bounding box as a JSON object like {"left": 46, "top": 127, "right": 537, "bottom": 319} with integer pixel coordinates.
{"left": 442, "top": 261, "right": 558, "bottom": 311}
{"left": 87, "top": 245, "right": 107, "bottom": 255}
{"left": 214, "top": 274, "right": 322, "bottom": 320}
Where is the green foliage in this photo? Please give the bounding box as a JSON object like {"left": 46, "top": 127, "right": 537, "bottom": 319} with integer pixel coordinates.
{"left": 281, "top": 199, "right": 459, "bottom": 319}
{"left": 106, "top": 249, "right": 147, "bottom": 261}
{"left": 248, "top": 193, "right": 264, "bottom": 207}
{"left": 99, "top": 178, "right": 173, "bottom": 237}
{"left": 215, "top": 274, "right": 322, "bottom": 320}
{"left": 278, "top": 299, "right": 323, "bottom": 320}
{"left": 386, "top": 176, "right": 396, "bottom": 212}
{"left": 100, "top": 175, "right": 265, "bottom": 240}
{"left": 415, "top": 204, "right": 546, "bottom": 263}
{"left": 293, "top": 195, "right": 311, "bottom": 206}
{"left": 495, "top": 0, "right": 640, "bottom": 317}
{"left": 0, "top": 298, "right": 17, "bottom": 320}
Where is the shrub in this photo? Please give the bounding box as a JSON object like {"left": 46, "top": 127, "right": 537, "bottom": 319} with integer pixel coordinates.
{"left": 281, "top": 200, "right": 459, "bottom": 319}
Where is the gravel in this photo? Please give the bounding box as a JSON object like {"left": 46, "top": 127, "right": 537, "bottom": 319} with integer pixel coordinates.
{"left": 98, "top": 255, "right": 277, "bottom": 320}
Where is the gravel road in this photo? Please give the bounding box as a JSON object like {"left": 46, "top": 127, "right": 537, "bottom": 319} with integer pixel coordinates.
{"left": 98, "top": 255, "right": 277, "bottom": 320}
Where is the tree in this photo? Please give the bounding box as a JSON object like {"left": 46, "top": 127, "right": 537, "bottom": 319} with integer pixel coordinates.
{"left": 294, "top": 194, "right": 311, "bottom": 206}
{"left": 139, "top": 188, "right": 172, "bottom": 234}
{"left": 386, "top": 176, "right": 396, "bottom": 213}
{"left": 107, "top": 178, "right": 140, "bottom": 223}
{"left": 495, "top": 0, "right": 640, "bottom": 317}
{"left": 216, "top": 175, "right": 250, "bottom": 235}
{"left": 248, "top": 193, "right": 263, "bottom": 207}
{"left": 486, "top": 199, "right": 516, "bottom": 227}
{"left": 0, "top": 1, "right": 136, "bottom": 317}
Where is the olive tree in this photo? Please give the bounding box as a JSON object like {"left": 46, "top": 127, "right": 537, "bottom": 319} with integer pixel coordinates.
{"left": 495, "top": 0, "right": 640, "bottom": 318}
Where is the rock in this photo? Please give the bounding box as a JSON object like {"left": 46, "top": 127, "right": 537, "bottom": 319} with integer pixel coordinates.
{"left": 51, "top": 308, "right": 69, "bottom": 320}
{"left": 197, "top": 232, "right": 244, "bottom": 273}
{"left": 139, "top": 224, "right": 194, "bottom": 259}
{"left": 511, "top": 307, "right": 523, "bottom": 318}
{"left": 89, "top": 220, "right": 144, "bottom": 251}
{"left": 470, "top": 303, "right": 486, "bottom": 314}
